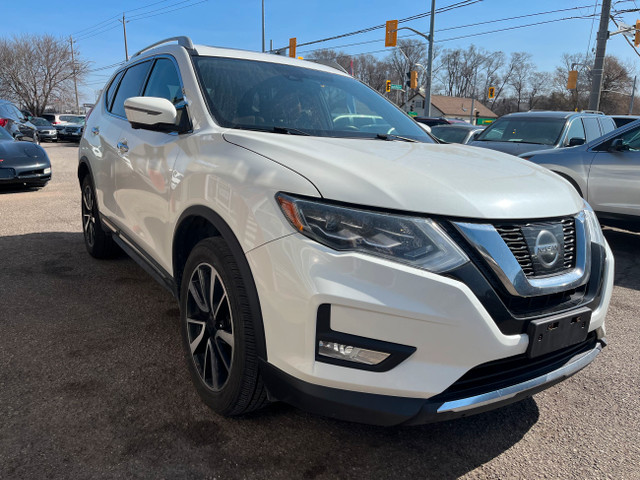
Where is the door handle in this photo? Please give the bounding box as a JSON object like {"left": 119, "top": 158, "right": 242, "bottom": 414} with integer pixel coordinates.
{"left": 91, "top": 126, "right": 99, "bottom": 135}
{"left": 117, "top": 141, "right": 129, "bottom": 153}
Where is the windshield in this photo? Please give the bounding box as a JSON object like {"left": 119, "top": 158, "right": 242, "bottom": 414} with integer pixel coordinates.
{"left": 475, "top": 116, "right": 565, "bottom": 145}
{"left": 193, "top": 56, "right": 433, "bottom": 142}
{"left": 430, "top": 126, "right": 475, "bottom": 143}
{"left": 30, "top": 117, "right": 51, "bottom": 126}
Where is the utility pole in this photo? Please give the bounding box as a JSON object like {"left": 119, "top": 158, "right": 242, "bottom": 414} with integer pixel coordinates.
{"left": 69, "top": 36, "right": 79, "bottom": 114}
{"left": 630, "top": 76, "right": 637, "bottom": 114}
{"left": 120, "top": 13, "right": 129, "bottom": 61}
{"left": 588, "top": 0, "right": 612, "bottom": 111}
{"left": 262, "top": 0, "right": 265, "bottom": 52}
{"left": 425, "top": 0, "right": 436, "bottom": 117}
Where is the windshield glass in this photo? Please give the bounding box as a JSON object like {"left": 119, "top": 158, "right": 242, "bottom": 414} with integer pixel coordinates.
{"left": 475, "top": 116, "right": 565, "bottom": 145}
{"left": 30, "top": 117, "right": 51, "bottom": 126}
{"left": 193, "top": 56, "right": 433, "bottom": 142}
{"left": 430, "top": 126, "right": 475, "bottom": 143}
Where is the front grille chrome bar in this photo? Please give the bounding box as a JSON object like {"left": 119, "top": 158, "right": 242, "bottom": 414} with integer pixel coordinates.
{"left": 453, "top": 212, "right": 590, "bottom": 297}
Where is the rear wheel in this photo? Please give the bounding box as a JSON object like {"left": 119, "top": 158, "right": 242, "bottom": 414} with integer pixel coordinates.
{"left": 180, "top": 237, "right": 267, "bottom": 416}
{"left": 81, "top": 176, "right": 118, "bottom": 258}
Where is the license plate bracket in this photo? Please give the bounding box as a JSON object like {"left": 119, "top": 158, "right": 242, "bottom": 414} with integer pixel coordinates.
{"left": 0, "top": 168, "right": 16, "bottom": 179}
{"left": 526, "top": 308, "right": 591, "bottom": 358}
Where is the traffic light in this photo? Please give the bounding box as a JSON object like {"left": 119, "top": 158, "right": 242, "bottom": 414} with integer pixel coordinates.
{"left": 385, "top": 20, "right": 398, "bottom": 47}
{"left": 567, "top": 70, "right": 578, "bottom": 90}
{"left": 488, "top": 86, "right": 495, "bottom": 99}
{"left": 410, "top": 71, "right": 418, "bottom": 89}
{"left": 385, "top": 80, "right": 391, "bottom": 93}
{"left": 635, "top": 20, "right": 640, "bottom": 47}
{"left": 289, "top": 37, "right": 296, "bottom": 58}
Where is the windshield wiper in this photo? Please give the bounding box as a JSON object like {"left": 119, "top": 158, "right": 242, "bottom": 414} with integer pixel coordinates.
{"left": 235, "top": 125, "right": 311, "bottom": 136}
{"left": 375, "top": 133, "right": 418, "bottom": 143}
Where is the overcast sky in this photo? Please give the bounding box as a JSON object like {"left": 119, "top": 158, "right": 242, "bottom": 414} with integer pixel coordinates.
{"left": 4, "top": 0, "right": 640, "bottom": 103}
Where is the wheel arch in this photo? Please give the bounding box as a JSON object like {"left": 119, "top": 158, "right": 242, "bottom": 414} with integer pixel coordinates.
{"left": 77, "top": 156, "right": 93, "bottom": 186}
{"left": 173, "top": 205, "right": 268, "bottom": 361}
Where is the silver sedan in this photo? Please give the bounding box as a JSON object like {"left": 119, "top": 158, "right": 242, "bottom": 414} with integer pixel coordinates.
{"left": 522, "top": 119, "right": 640, "bottom": 229}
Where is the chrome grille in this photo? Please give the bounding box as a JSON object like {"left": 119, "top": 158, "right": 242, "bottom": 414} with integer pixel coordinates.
{"left": 496, "top": 217, "right": 576, "bottom": 278}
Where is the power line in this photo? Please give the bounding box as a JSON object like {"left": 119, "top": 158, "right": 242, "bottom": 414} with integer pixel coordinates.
{"left": 291, "top": 0, "right": 481, "bottom": 49}
{"left": 299, "top": 7, "right": 601, "bottom": 55}
{"left": 129, "top": 0, "right": 208, "bottom": 22}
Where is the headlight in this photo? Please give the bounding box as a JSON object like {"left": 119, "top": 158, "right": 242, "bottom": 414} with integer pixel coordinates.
{"left": 583, "top": 201, "right": 605, "bottom": 246}
{"left": 276, "top": 193, "right": 469, "bottom": 273}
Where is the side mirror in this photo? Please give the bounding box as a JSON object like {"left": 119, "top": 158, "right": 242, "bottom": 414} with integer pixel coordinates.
{"left": 609, "top": 138, "right": 629, "bottom": 152}
{"left": 124, "top": 96, "right": 178, "bottom": 132}
{"left": 568, "top": 137, "right": 585, "bottom": 147}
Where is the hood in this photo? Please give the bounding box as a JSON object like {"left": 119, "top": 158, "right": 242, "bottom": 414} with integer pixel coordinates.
{"left": 223, "top": 131, "right": 584, "bottom": 220}
{"left": 0, "top": 141, "right": 49, "bottom": 167}
{"left": 468, "top": 140, "right": 554, "bottom": 156}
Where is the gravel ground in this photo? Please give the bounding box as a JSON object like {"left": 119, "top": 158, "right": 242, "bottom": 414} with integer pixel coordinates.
{"left": 0, "top": 142, "right": 638, "bottom": 479}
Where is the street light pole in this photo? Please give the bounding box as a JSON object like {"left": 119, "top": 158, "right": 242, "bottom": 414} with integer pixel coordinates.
{"left": 262, "top": 0, "right": 265, "bottom": 53}
{"left": 588, "top": 0, "right": 612, "bottom": 111}
{"left": 425, "top": 0, "right": 436, "bottom": 117}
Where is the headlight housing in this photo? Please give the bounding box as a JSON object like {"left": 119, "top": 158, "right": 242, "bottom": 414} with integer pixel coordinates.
{"left": 583, "top": 201, "right": 605, "bottom": 246}
{"left": 276, "top": 193, "right": 469, "bottom": 273}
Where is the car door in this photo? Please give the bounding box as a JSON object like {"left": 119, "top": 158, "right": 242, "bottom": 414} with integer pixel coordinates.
{"left": 114, "top": 56, "right": 187, "bottom": 271}
{"left": 587, "top": 124, "right": 640, "bottom": 217}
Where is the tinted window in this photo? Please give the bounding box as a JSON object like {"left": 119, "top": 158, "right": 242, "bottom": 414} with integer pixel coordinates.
{"left": 566, "top": 118, "right": 585, "bottom": 144}
{"left": 30, "top": 117, "right": 51, "bottom": 126}
{"left": 598, "top": 117, "right": 616, "bottom": 136}
{"left": 582, "top": 117, "right": 601, "bottom": 141}
{"left": 105, "top": 70, "right": 124, "bottom": 112}
{"left": 617, "top": 125, "right": 640, "bottom": 151}
{"left": 475, "top": 116, "right": 565, "bottom": 145}
{"left": 430, "top": 126, "right": 472, "bottom": 143}
{"left": 143, "top": 58, "right": 183, "bottom": 104}
{"left": 41, "top": 114, "right": 54, "bottom": 122}
{"left": 193, "top": 56, "right": 433, "bottom": 142}
{"left": 111, "top": 61, "right": 151, "bottom": 117}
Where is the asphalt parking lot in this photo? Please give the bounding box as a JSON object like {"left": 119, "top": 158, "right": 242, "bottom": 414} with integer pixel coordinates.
{"left": 1, "top": 142, "right": 639, "bottom": 479}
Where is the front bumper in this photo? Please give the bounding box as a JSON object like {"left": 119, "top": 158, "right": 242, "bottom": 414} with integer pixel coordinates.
{"left": 247, "top": 233, "right": 613, "bottom": 424}
{"left": 0, "top": 164, "right": 51, "bottom": 186}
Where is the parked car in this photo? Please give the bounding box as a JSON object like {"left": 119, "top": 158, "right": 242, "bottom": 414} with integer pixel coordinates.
{"left": 0, "top": 99, "right": 39, "bottom": 143}
{"left": 522, "top": 119, "right": 640, "bottom": 230}
{"left": 414, "top": 116, "right": 452, "bottom": 127}
{"left": 430, "top": 124, "right": 484, "bottom": 144}
{"left": 59, "top": 120, "right": 84, "bottom": 142}
{"left": 29, "top": 117, "right": 58, "bottom": 142}
{"left": 610, "top": 115, "right": 640, "bottom": 128}
{"left": 469, "top": 111, "right": 616, "bottom": 156}
{"left": 79, "top": 36, "right": 612, "bottom": 426}
{"left": 0, "top": 125, "right": 51, "bottom": 187}
{"left": 41, "top": 113, "right": 86, "bottom": 133}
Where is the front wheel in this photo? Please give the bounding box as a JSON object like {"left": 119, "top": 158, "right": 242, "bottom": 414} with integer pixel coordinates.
{"left": 180, "top": 237, "right": 267, "bottom": 416}
{"left": 81, "top": 176, "right": 118, "bottom": 258}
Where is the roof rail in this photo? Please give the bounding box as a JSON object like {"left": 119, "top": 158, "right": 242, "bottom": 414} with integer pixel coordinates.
{"left": 580, "top": 110, "right": 604, "bottom": 115}
{"left": 131, "top": 36, "right": 194, "bottom": 59}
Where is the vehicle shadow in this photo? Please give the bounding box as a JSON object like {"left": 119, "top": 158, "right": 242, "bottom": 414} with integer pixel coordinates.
{"left": 0, "top": 185, "right": 43, "bottom": 194}
{"left": 603, "top": 227, "right": 640, "bottom": 290}
{"left": 0, "top": 231, "right": 538, "bottom": 480}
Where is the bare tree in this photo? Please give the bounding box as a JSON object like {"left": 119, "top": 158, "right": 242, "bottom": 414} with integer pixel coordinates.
{"left": 389, "top": 39, "right": 427, "bottom": 88}
{"left": 0, "top": 34, "right": 88, "bottom": 116}
{"left": 507, "top": 52, "right": 533, "bottom": 112}
{"left": 526, "top": 71, "right": 551, "bottom": 111}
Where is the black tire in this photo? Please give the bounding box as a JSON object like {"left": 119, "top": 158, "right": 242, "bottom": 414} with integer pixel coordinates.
{"left": 180, "top": 237, "right": 267, "bottom": 416}
{"left": 81, "top": 175, "right": 118, "bottom": 258}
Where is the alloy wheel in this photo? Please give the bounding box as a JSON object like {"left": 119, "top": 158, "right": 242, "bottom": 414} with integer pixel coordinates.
{"left": 82, "top": 184, "right": 96, "bottom": 248}
{"left": 186, "top": 263, "right": 234, "bottom": 392}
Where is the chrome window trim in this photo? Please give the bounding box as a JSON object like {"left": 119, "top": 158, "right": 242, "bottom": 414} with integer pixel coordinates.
{"left": 453, "top": 212, "right": 590, "bottom": 297}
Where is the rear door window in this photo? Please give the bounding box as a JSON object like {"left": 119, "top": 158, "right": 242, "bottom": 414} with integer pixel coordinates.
{"left": 583, "top": 117, "right": 602, "bottom": 141}
{"left": 598, "top": 117, "right": 616, "bottom": 136}
{"left": 110, "top": 61, "right": 152, "bottom": 118}
{"left": 105, "top": 70, "right": 125, "bottom": 112}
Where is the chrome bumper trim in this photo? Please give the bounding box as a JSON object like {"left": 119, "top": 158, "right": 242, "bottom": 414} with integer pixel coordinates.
{"left": 437, "top": 341, "right": 603, "bottom": 413}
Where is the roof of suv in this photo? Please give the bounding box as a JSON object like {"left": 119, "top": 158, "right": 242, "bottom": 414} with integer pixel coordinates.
{"left": 128, "top": 40, "right": 351, "bottom": 77}
{"left": 502, "top": 111, "right": 604, "bottom": 119}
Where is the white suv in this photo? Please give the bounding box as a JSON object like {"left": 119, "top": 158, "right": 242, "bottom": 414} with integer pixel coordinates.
{"left": 78, "top": 37, "right": 614, "bottom": 426}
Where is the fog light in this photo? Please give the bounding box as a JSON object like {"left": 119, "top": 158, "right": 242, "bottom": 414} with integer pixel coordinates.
{"left": 318, "top": 341, "right": 390, "bottom": 365}
{"left": 44, "top": 167, "right": 51, "bottom": 174}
